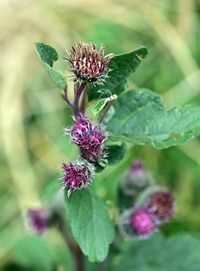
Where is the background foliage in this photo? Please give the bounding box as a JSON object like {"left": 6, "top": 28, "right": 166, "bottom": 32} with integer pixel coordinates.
{"left": 1, "top": 0, "right": 200, "bottom": 270}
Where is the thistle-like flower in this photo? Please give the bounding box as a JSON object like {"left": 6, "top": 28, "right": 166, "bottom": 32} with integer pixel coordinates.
{"left": 62, "top": 160, "right": 95, "bottom": 197}
{"left": 130, "top": 208, "right": 155, "bottom": 237}
{"left": 119, "top": 207, "right": 156, "bottom": 239}
{"left": 66, "top": 42, "right": 114, "bottom": 85}
{"left": 147, "top": 190, "right": 175, "bottom": 222}
{"left": 65, "top": 113, "right": 107, "bottom": 164}
{"left": 120, "top": 160, "right": 153, "bottom": 196}
{"left": 26, "top": 208, "right": 51, "bottom": 234}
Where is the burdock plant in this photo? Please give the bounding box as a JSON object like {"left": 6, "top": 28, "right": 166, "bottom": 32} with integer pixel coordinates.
{"left": 27, "top": 40, "right": 200, "bottom": 270}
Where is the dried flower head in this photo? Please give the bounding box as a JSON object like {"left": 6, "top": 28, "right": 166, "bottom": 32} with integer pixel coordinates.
{"left": 62, "top": 160, "right": 95, "bottom": 197}
{"left": 147, "top": 190, "right": 175, "bottom": 221}
{"left": 65, "top": 114, "right": 107, "bottom": 163}
{"left": 120, "top": 160, "right": 153, "bottom": 196}
{"left": 130, "top": 208, "right": 155, "bottom": 236}
{"left": 26, "top": 208, "right": 51, "bottom": 234}
{"left": 66, "top": 42, "right": 114, "bottom": 85}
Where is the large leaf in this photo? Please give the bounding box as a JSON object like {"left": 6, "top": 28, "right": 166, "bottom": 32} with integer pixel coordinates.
{"left": 107, "top": 89, "right": 200, "bottom": 149}
{"left": 112, "top": 234, "right": 200, "bottom": 271}
{"left": 88, "top": 46, "right": 148, "bottom": 100}
{"left": 65, "top": 189, "right": 115, "bottom": 262}
{"left": 35, "top": 42, "right": 67, "bottom": 89}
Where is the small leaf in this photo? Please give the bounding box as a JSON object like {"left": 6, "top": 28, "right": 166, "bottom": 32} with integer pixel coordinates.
{"left": 92, "top": 98, "right": 108, "bottom": 116}
{"left": 106, "top": 143, "right": 127, "bottom": 165}
{"left": 35, "top": 42, "right": 58, "bottom": 66}
{"left": 65, "top": 190, "right": 115, "bottom": 262}
{"left": 92, "top": 94, "right": 118, "bottom": 116}
{"left": 112, "top": 234, "right": 200, "bottom": 271}
{"left": 107, "top": 89, "right": 200, "bottom": 149}
{"left": 88, "top": 46, "right": 148, "bottom": 100}
{"left": 35, "top": 42, "right": 67, "bottom": 90}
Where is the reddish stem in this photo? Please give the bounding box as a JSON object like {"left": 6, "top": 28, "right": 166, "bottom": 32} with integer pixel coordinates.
{"left": 73, "top": 82, "right": 87, "bottom": 115}
{"left": 80, "top": 85, "right": 88, "bottom": 113}
{"left": 57, "top": 216, "right": 84, "bottom": 271}
{"left": 62, "top": 86, "right": 74, "bottom": 109}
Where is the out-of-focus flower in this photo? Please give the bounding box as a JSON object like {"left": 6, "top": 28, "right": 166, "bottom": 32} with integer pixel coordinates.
{"left": 120, "top": 160, "right": 153, "bottom": 196}
{"left": 66, "top": 42, "right": 114, "bottom": 85}
{"left": 62, "top": 160, "right": 95, "bottom": 197}
{"left": 147, "top": 189, "right": 175, "bottom": 222}
{"left": 26, "top": 208, "right": 51, "bottom": 234}
{"left": 65, "top": 113, "right": 107, "bottom": 164}
{"left": 119, "top": 207, "right": 156, "bottom": 240}
{"left": 130, "top": 208, "right": 155, "bottom": 236}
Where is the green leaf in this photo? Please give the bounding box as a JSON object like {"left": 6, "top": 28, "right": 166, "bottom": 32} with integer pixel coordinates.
{"left": 106, "top": 142, "right": 127, "bottom": 165}
{"left": 112, "top": 234, "right": 200, "bottom": 271}
{"left": 65, "top": 190, "right": 115, "bottom": 262}
{"left": 107, "top": 89, "right": 200, "bottom": 149}
{"left": 88, "top": 46, "right": 148, "bottom": 100}
{"left": 35, "top": 42, "right": 67, "bottom": 90}
{"left": 92, "top": 94, "right": 118, "bottom": 117}
{"left": 92, "top": 98, "right": 108, "bottom": 116}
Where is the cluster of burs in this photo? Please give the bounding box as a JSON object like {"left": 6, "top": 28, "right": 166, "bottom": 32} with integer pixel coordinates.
{"left": 118, "top": 160, "right": 175, "bottom": 239}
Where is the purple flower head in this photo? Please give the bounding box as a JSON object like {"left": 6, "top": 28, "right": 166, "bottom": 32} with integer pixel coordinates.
{"left": 26, "top": 208, "right": 50, "bottom": 234}
{"left": 129, "top": 160, "right": 147, "bottom": 180}
{"left": 62, "top": 160, "right": 95, "bottom": 197}
{"left": 131, "top": 160, "right": 144, "bottom": 171}
{"left": 121, "top": 160, "right": 153, "bottom": 196}
{"left": 66, "top": 42, "right": 114, "bottom": 85}
{"left": 130, "top": 208, "right": 155, "bottom": 237}
{"left": 65, "top": 114, "right": 108, "bottom": 163}
{"left": 147, "top": 190, "right": 175, "bottom": 221}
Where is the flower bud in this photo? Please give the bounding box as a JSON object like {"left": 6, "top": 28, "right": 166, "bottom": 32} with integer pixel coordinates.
{"left": 147, "top": 189, "right": 175, "bottom": 222}
{"left": 26, "top": 208, "right": 51, "bottom": 234}
{"left": 120, "top": 160, "right": 153, "bottom": 196}
{"left": 65, "top": 114, "right": 107, "bottom": 164}
{"left": 130, "top": 208, "right": 155, "bottom": 236}
{"left": 119, "top": 207, "right": 156, "bottom": 239}
{"left": 66, "top": 42, "right": 114, "bottom": 85}
{"left": 62, "top": 160, "right": 95, "bottom": 197}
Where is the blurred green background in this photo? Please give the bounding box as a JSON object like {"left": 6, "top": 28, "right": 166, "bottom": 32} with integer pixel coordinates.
{"left": 1, "top": 0, "right": 200, "bottom": 270}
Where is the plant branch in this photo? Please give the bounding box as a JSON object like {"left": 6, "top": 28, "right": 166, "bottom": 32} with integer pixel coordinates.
{"left": 73, "top": 82, "right": 87, "bottom": 115}
{"left": 61, "top": 86, "right": 74, "bottom": 109}
{"left": 80, "top": 85, "right": 88, "bottom": 113}
{"left": 57, "top": 216, "right": 84, "bottom": 271}
{"left": 99, "top": 94, "right": 117, "bottom": 123}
